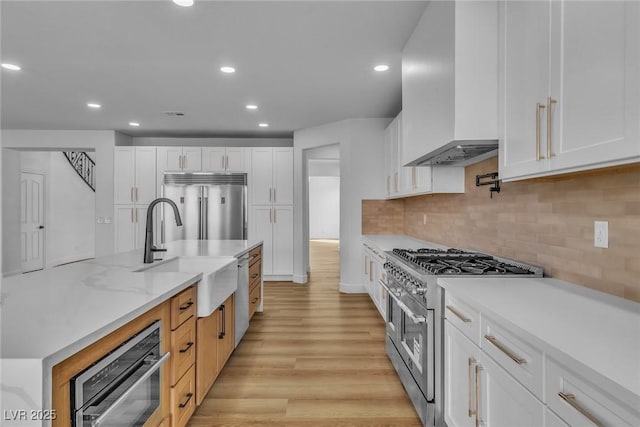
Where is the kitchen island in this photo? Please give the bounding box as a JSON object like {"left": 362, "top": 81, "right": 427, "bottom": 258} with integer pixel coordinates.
{"left": 0, "top": 239, "right": 262, "bottom": 427}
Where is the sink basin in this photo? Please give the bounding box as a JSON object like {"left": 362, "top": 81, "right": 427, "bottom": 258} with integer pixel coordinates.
{"left": 137, "top": 256, "right": 238, "bottom": 317}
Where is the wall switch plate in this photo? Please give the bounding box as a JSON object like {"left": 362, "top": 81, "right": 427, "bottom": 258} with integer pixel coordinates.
{"left": 97, "top": 217, "right": 104, "bottom": 224}
{"left": 423, "top": 214, "right": 428, "bottom": 225}
{"left": 104, "top": 217, "right": 112, "bottom": 224}
{"left": 594, "top": 221, "right": 608, "bottom": 248}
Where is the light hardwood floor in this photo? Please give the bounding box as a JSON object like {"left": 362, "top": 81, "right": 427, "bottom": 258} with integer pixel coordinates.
{"left": 188, "top": 239, "right": 422, "bottom": 426}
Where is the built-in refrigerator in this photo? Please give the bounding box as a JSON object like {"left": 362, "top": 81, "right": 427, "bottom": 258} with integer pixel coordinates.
{"left": 161, "top": 172, "right": 247, "bottom": 242}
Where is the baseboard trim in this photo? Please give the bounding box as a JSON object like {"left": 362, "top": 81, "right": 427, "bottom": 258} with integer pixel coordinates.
{"left": 263, "top": 275, "right": 293, "bottom": 282}
{"left": 339, "top": 282, "right": 367, "bottom": 294}
{"left": 293, "top": 274, "right": 308, "bottom": 284}
{"left": 2, "top": 269, "right": 22, "bottom": 278}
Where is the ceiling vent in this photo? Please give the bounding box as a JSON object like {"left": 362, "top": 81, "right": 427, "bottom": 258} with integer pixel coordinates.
{"left": 164, "top": 111, "right": 185, "bottom": 117}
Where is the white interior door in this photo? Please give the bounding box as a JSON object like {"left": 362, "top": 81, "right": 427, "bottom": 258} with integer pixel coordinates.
{"left": 21, "top": 172, "right": 45, "bottom": 273}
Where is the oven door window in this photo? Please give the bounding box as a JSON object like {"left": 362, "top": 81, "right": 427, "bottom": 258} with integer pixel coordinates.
{"left": 401, "top": 312, "right": 425, "bottom": 373}
{"left": 78, "top": 352, "right": 167, "bottom": 427}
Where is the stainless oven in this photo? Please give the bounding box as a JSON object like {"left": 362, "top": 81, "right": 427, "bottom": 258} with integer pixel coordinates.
{"left": 71, "top": 321, "right": 169, "bottom": 427}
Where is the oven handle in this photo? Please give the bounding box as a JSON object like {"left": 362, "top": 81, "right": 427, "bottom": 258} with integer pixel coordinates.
{"left": 380, "top": 280, "right": 429, "bottom": 324}
{"left": 91, "top": 352, "right": 170, "bottom": 427}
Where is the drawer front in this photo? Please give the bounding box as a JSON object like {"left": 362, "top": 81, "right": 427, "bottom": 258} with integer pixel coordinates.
{"left": 171, "top": 364, "right": 196, "bottom": 427}
{"left": 171, "top": 286, "right": 196, "bottom": 330}
{"left": 157, "top": 417, "right": 170, "bottom": 427}
{"left": 170, "top": 315, "right": 196, "bottom": 385}
{"left": 249, "top": 258, "right": 262, "bottom": 283}
{"left": 249, "top": 284, "right": 261, "bottom": 319}
{"left": 546, "top": 358, "right": 640, "bottom": 427}
{"left": 249, "top": 245, "right": 262, "bottom": 265}
{"left": 481, "top": 315, "right": 543, "bottom": 399}
{"left": 444, "top": 293, "right": 481, "bottom": 346}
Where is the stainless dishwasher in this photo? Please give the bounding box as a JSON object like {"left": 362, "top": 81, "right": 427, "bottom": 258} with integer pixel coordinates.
{"left": 234, "top": 253, "right": 250, "bottom": 347}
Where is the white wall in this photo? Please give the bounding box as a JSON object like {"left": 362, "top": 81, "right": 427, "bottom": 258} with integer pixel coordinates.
{"left": 293, "top": 119, "right": 388, "bottom": 292}
{"left": 309, "top": 176, "right": 340, "bottom": 239}
{"left": 2, "top": 130, "right": 116, "bottom": 275}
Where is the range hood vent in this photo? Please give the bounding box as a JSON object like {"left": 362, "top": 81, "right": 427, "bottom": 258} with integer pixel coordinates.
{"left": 406, "top": 140, "right": 499, "bottom": 167}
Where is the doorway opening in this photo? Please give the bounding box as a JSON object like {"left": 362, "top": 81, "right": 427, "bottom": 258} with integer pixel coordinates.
{"left": 305, "top": 144, "right": 340, "bottom": 283}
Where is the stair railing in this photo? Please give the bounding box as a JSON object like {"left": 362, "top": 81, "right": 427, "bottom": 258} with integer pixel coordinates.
{"left": 63, "top": 151, "right": 96, "bottom": 192}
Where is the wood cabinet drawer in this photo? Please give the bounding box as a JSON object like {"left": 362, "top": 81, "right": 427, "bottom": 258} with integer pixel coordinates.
{"left": 249, "top": 245, "right": 262, "bottom": 265}
{"left": 444, "top": 293, "right": 481, "bottom": 346}
{"left": 157, "top": 417, "right": 170, "bottom": 427}
{"left": 545, "top": 358, "right": 640, "bottom": 427}
{"left": 170, "top": 315, "right": 196, "bottom": 385}
{"left": 249, "top": 258, "right": 262, "bottom": 284}
{"left": 481, "top": 315, "right": 543, "bottom": 400}
{"left": 171, "top": 286, "right": 196, "bottom": 330}
{"left": 249, "top": 284, "right": 261, "bottom": 319}
{"left": 171, "top": 364, "right": 196, "bottom": 427}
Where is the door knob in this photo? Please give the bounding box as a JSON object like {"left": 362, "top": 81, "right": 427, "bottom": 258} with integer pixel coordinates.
{"left": 38, "top": 225, "right": 44, "bottom": 229}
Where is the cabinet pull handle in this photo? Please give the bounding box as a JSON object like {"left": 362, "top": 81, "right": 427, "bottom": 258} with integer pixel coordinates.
{"left": 468, "top": 357, "right": 477, "bottom": 418}
{"left": 558, "top": 392, "right": 603, "bottom": 427}
{"left": 179, "top": 342, "right": 194, "bottom": 353}
{"left": 179, "top": 301, "right": 193, "bottom": 311}
{"left": 251, "top": 273, "right": 259, "bottom": 279}
{"left": 369, "top": 260, "right": 373, "bottom": 281}
{"left": 364, "top": 256, "right": 368, "bottom": 274}
{"left": 252, "top": 297, "right": 259, "bottom": 304}
{"left": 135, "top": 208, "right": 138, "bottom": 223}
{"left": 178, "top": 155, "right": 182, "bottom": 170}
{"left": 221, "top": 156, "right": 225, "bottom": 169}
{"left": 394, "top": 172, "right": 398, "bottom": 192}
{"left": 218, "top": 304, "right": 226, "bottom": 339}
{"left": 536, "top": 102, "right": 546, "bottom": 161}
{"left": 547, "top": 97, "right": 557, "bottom": 158}
{"left": 178, "top": 392, "right": 194, "bottom": 409}
{"left": 484, "top": 335, "right": 527, "bottom": 365}
{"left": 447, "top": 305, "right": 471, "bottom": 323}
{"left": 135, "top": 187, "right": 138, "bottom": 202}
{"left": 475, "top": 365, "right": 482, "bottom": 427}
{"left": 130, "top": 187, "right": 134, "bottom": 202}
{"left": 386, "top": 176, "right": 390, "bottom": 195}
{"left": 273, "top": 188, "right": 276, "bottom": 203}
{"left": 273, "top": 208, "right": 276, "bottom": 223}
{"left": 226, "top": 155, "right": 229, "bottom": 170}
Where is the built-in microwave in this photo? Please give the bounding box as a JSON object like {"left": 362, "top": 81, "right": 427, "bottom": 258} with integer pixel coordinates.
{"left": 70, "top": 320, "right": 169, "bottom": 426}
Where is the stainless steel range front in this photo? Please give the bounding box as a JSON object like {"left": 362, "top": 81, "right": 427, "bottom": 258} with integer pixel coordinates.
{"left": 382, "top": 247, "right": 543, "bottom": 426}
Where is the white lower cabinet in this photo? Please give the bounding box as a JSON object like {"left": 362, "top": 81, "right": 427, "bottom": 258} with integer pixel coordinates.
{"left": 250, "top": 205, "right": 293, "bottom": 277}
{"left": 444, "top": 290, "right": 640, "bottom": 427}
{"left": 361, "top": 242, "right": 386, "bottom": 320}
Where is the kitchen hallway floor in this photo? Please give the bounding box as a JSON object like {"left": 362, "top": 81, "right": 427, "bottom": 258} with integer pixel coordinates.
{"left": 187, "top": 239, "right": 422, "bottom": 426}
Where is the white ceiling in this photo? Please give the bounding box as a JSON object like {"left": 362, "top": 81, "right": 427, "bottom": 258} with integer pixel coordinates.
{"left": 1, "top": 1, "right": 427, "bottom": 138}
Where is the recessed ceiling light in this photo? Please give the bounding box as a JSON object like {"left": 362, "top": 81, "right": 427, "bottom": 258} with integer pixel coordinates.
{"left": 246, "top": 104, "right": 258, "bottom": 110}
{"left": 1, "top": 63, "right": 21, "bottom": 71}
{"left": 172, "top": 0, "right": 194, "bottom": 6}
{"left": 220, "top": 66, "right": 236, "bottom": 74}
{"left": 129, "top": 122, "right": 140, "bottom": 127}
{"left": 374, "top": 64, "right": 389, "bottom": 72}
{"left": 87, "top": 103, "right": 101, "bottom": 109}
{"left": 258, "top": 123, "right": 269, "bottom": 128}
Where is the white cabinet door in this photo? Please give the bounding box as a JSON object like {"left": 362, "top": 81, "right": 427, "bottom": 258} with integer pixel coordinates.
{"left": 134, "top": 147, "right": 156, "bottom": 205}
{"left": 225, "top": 148, "right": 247, "bottom": 172}
{"left": 384, "top": 125, "right": 392, "bottom": 196}
{"left": 135, "top": 206, "right": 148, "bottom": 250}
{"left": 115, "top": 205, "right": 136, "bottom": 253}
{"left": 251, "top": 148, "right": 273, "bottom": 205}
{"left": 544, "top": 409, "right": 569, "bottom": 427}
{"left": 251, "top": 206, "right": 274, "bottom": 275}
{"left": 499, "top": 0, "right": 551, "bottom": 180}
{"left": 549, "top": 1, "right": 640, "bottom": 171}
{"left": 272, "top": 206, "right": 293, "bottom": 275}
{"left": 201, "top": 147, "right": 226, "bottom": 172}
{"left": 390, "top": 117, "right": 399, "bottom": 195}
{"left": 157, "top": 146, "right": 183, "bottom": 171}
{"left": 182, "top": 147, "right": 202, "bottom": 172}
{"left": 273, "top": 148, "right": 293, "bottom": 205}
{"left": 444, "top": 321, "right": 481, "bottom": 427}
{"left": 114, "top": 148, "right": 135, "bottom": 204}
{"left": 479, "top": 352, "right": 544, "bottom": 427}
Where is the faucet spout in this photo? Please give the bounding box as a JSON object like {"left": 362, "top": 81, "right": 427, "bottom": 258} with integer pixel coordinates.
{"left": 143, "top": 198, "right": 183, "bottom": 263}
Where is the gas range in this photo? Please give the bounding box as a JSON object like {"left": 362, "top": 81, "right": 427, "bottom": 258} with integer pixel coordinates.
{"left": 382, "top": 247, "right": 543, "bottom": 427}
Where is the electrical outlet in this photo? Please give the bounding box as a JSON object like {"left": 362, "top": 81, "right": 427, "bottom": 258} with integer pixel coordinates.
{"left": 423, "top": 214, "right": 428, "bottom": 225}
{"left": 97, "top": 217, "right": 104, "bottom": 224}
{"left": 104, "top": 217, "right": 112, "bottom": 224}
{"left": 594, "top": 221, "right": 608, "bottom": 248}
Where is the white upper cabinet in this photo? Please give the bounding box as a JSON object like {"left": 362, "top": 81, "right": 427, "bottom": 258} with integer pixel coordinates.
{"left": 202, "top": 147, "right": 247, "bottom": 172}
{"left": 157, "top": 146, "right": 202, "bottom": 172}
{"left": 500, "top": 1, "right": 640, "bottom": 181}
{"left": 401, "top": 0, "right": 498, "bottom": 166}
{"left": 114, "top": 147, "right": 156, "bottom": 205}
{"left": 250, "top": 147, "right": 293, "bottom": 206}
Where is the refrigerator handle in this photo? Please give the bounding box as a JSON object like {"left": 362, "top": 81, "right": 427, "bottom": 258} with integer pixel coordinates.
{"left": 203, "top": 197, "right": 209, "bottom": 239}
{"left": 198, "top": 196, "right": 202, "bottom": 240}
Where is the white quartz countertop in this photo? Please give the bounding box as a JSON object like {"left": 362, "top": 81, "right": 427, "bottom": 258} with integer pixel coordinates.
{"left": 438, "top": 277, "right": 640, "bottom": 400}
{"left": 0, "top": 239, "right": 261, "bottom": 363}
{"left": 362, "top": 234, "right": 446, "bottom": 251}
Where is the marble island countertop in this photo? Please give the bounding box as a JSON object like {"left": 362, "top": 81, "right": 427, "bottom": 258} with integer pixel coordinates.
{"left": 0, "top": 239, "right": 261, "bottom": 423}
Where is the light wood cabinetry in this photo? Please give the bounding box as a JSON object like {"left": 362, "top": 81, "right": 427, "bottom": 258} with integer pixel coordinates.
{"left": 202, "top": 147, "right": 247, "bottom": 172}
{"left": 169, "top": 286, "right": 197, "bottom": 427}
{"left": 401, "top": 1, "right": 498, "bottom": 166}
{"left": 444, "top": 289, "right": 640, "bottom": 427}
{"left": 249, "top": 245, "right": 262, "bottom": 319}
{"left": 499, "top": 1, "right": 640, "bottom": 181}
{"left": 195, "top": 293, "right": 235, "bottom": 405}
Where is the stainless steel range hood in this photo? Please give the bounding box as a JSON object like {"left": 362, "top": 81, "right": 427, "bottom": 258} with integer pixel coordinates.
{"left": 405, "top": 140, "right": 499, "bottom": 167}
